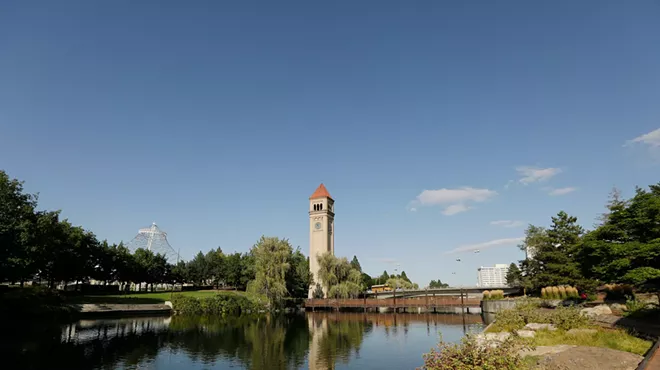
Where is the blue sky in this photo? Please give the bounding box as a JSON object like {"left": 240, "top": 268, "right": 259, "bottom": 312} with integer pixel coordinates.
{"left": 1, "top": 1, "right": 660, "bottom": 287}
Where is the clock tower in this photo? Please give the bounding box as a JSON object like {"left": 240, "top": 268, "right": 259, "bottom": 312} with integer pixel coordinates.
{"left": 308, "top": 183, "right": 334, "bottom": 298}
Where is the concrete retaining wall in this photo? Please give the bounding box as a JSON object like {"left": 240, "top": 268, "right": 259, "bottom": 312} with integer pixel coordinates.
{"left": 481, "top": 300, "right": 519, "bottom": 314}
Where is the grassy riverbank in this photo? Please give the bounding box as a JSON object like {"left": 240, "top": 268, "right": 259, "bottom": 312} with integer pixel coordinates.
{"left": 68, "top": 290, "right": 237, "bottom": 304}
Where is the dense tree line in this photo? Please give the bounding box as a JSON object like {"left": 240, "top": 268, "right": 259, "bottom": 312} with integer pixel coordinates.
{"left": 0, "top": 171, "right": 174, "bottom": 290}
{"left": 0, "top": 171, "right": 314, "bottom": 298}
{"left": 514, "top": 183, "right": 660, "bottom": 294}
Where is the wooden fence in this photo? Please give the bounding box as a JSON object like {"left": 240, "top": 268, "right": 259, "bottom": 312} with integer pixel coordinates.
{"left": 305, "top": 296, "right": 481, "bottom": 309}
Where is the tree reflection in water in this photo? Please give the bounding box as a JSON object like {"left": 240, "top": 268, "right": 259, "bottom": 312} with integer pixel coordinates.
{"left": 2, "top": 312, "right": 483, "bottom": 370}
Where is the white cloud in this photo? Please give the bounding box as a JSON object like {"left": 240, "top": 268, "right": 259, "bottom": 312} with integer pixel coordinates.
{"left": 413, "top": 187, "right": 497, "bottom": 215}
{"left": 445, "top": 237, "right": 524, "bottom": 254}
{"left": 490, "top": 220, "right": 525, "bottom": 228}
{"left": 516, "top": 166, "right": 562, "bottom": 184}
{"left": 626, "top": 128, "right": 660, "bottom": 147}
{"left": 442, "top": 204, "right": 471, "bottom": 215}
{"left": 548, "top": 187, "right": 577, "bottom": 196}
{"left": 409, "top": 207, "right": 417, "bottom": 212}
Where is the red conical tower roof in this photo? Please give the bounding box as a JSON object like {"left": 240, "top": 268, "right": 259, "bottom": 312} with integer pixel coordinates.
{"left": 310, "top": 183, "right": 332, "bottom": 199}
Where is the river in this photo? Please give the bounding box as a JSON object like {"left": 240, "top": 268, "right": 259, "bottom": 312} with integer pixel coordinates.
{"left": 4, "top": 312, "right": 487, "bottom": 370}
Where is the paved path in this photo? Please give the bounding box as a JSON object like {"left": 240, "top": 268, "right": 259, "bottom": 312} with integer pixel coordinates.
{"left": 77, "top": 303, "right": 171, "bottom": 316}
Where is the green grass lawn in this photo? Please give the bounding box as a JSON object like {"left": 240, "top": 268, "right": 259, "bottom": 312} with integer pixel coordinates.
{"left": 69, "top": 290, "right": 247, "bottom": 304}
{"left": 522, "top": 327, "right": 652, "bottom": 356}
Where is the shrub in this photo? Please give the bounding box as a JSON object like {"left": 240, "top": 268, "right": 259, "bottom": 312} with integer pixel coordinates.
{"left": 482, "top": 290, "right": 491, "bottom": 300}
{"left": 171, "top": 293, "right": 266, "bottom": 316}
{"left": 604, "top": 284, "right": 634, "bottom": 301}
{"left": 489, "top": 302, "right": 588, "bottom": 332}
{"left": 420, "top": 335, "right": 527, "bottom": 370}
{"left": 551, "top": 286, "right": 559, "bottom": 299}
{"left": 550, "top": 305, "right": 589, "bottom": 330}
{"left": 491, "top": 290, "right": 504, "bottom": 300}
{"left": 557, "top": 286, "right": 567, "bottom": 299}
{"left": 625, "top": 297, "right": 650, "bottom": 314}
{"left": 541, "top": 286, "right": 579, "bottom": 300}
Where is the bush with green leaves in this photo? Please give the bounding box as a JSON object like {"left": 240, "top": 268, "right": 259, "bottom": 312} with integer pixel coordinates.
{"left": 420, "top": 335, "right": 527, "bottom": 370}
{"left": 490, "top": 303, "right": 589, "bottom": 332}
{"left": 172, "top": 293, "right": 266, "bottom": 316}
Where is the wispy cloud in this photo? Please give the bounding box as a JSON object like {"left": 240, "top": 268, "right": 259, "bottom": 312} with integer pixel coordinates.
{"left": 516, "top": 166, "right": 562, "bottom": 184}
{"left": 370, "top": 257, "right": 399, "bottom": 265}
{"left": 548, "top": 187, "right": 577, "bottom": 196}
{"left": 411, "top": 187, "right": 497, "bottom": 215}
{"left": 409, "top": 207, "right": 417, "bottom": 212}
{"left": 490, "top": 220, "right": 525, "bottom": 228}
{"left": 442, "top": 204, "right": 471, "bottom": 215}
{"left": 445, "top": 237, "right": 524, "bottom": 254}
{"left": 626, "top": 128, "right": 660, "bottom": 148}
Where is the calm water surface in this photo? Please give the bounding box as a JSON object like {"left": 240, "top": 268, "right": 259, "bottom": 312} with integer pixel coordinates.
{"left": 4, "top": 313, "right": 486, "bottom": 370}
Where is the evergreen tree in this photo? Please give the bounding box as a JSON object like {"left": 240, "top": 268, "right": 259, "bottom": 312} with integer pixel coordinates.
{"left": 350, "top": 255, "right": 362, "bottom": 272}
{"left": 521, "top": 212, "right": 584, "bottom": 291}
{"left": 505, "top": 263, "right": 522, "bottom": 287}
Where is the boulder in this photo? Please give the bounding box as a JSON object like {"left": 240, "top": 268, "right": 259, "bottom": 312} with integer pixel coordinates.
{"left": 581, "top": 304, "right": 612, "bottom": 318}
{"left": 566, "top": 328, "right": 598, "bottom": 335}
{"left": 516, "top": 330, "right": 536, "bottom": 338}
{"left": 609, "top": 303, "right": 627, "bottom": 312}
{"left": 475, "top": 332, "right": 511, "bottom": 348}
{"left": 524, "top": 323, "right": 557, "bottom": 331}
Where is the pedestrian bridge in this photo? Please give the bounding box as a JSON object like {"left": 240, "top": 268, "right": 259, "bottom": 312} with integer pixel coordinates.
{"left": 366, "top": 286, "right": 520, "bottom": 299}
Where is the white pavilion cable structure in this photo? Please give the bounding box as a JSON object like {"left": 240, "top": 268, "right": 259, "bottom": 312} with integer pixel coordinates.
{"left": 126, "top": 222, "right": 180, "bottom": 264}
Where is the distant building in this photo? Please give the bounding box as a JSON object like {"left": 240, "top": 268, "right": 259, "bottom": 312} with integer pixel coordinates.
{"left": 525, "top": 245, "right": 536, "bottom": 260}
{"left": 370, "top": 284, "right": 392, "bottom": 293}
{"left": 477, "top": 264, "right": 510, "bottom": 287}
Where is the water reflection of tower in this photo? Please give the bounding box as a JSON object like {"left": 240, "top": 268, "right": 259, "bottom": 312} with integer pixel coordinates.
{"left": 308, "top": 314, "right": 329, "bottom": 370}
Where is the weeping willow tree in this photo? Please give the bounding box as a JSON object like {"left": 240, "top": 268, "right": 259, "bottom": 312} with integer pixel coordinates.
{"left": 247, "top": 236, "right": 291, "bottom": 306}
{"left": 316, "top": 253, "right": 362, "bottom": 298}
{"left": 386, "top": 277, "right": 418, "bottom": 290}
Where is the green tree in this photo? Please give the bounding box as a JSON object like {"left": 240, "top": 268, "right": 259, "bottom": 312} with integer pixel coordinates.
{"left": 580, "top": 183, "right": 660, "bottom": 290}
{"left": 376, "top": 270, "right": 389, "bottom": 285}
{"left": 429, "top": 279, "right": 449, "bottom": 288}
{"left": 285, "top": 248, "right": 312, "bottom": 298}
{"left": 247, "top": 236, "right": 292, "bottom": 306}
{"left": 360, "top": 272, "right": 373, "bottom": 290}
{"left": 505, "top": 263, "right": 522, "bottom": 287}
{"left": 206, "top": 247, "right": 227, "bottom": 288}
{"left": 0, "top": 170, "right": 38, "bottom": 285}
{"left": 316, "top": 253, "right": 362, "bottom": 298}
{"left": 223, "top": 252, "right": 243, "bottom": 289}
{"left": 520, "top": 212, "right": 584, "bottom": 291}
{"left": 350, "top": 255, "right": 362, "bottom": 272}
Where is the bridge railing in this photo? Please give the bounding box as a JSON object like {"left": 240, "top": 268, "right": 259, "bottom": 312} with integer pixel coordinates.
{"left": 305, "top": 296, "right": 481, "bottom": 308}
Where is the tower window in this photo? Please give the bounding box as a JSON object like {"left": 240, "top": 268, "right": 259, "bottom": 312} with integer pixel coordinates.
{"left": 319, "top": 203, "right": 323, "bottom": 211}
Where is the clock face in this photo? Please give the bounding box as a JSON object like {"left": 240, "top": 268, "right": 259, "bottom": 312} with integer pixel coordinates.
{"left": 315, "top": 222, "right": 322, "bottom": 230}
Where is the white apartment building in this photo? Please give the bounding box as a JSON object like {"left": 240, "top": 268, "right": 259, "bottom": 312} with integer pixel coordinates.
{"left": 477, "top": 264, "right": 510, "bottom": 287}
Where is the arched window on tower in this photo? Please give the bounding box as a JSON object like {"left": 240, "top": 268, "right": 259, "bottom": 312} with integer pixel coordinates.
{"left": 313, "top": 204, "right": 317, "bottom": 211}
{"left": 319, "top": 203, "right": 323, "bottom": 211}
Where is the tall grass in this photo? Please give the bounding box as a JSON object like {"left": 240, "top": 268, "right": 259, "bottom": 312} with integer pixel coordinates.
{"left": 540, "top": 285, "right": 579, "bottom": 300}
{"left": 526, "top": 328, "right": 651, "bottom": 356}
